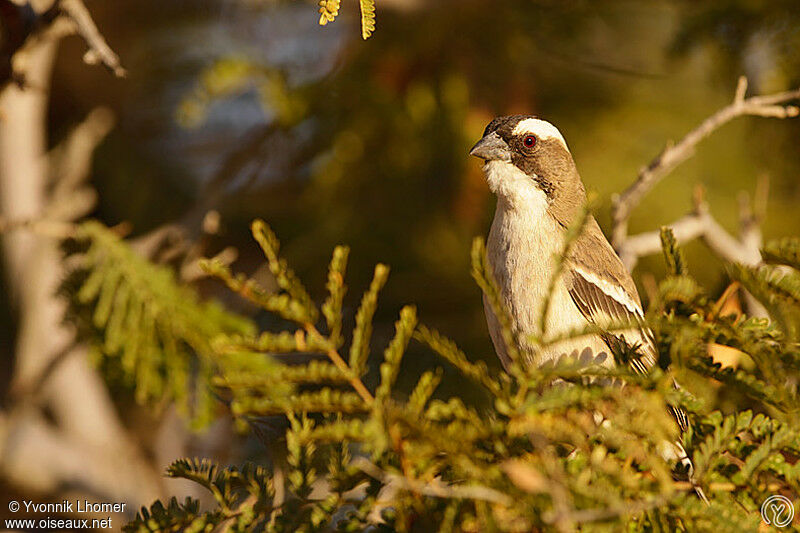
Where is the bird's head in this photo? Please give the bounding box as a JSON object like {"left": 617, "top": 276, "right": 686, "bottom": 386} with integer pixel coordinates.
{"left": 470, "top": 115, "right": 585, "bottom": 211}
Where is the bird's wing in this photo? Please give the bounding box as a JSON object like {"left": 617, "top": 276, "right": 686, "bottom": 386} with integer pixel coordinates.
{"left": 565, "top": 218, "right": 657, "bottom": 374}
{"left": 565, "top": 219, "right": 690, "bottom": 433}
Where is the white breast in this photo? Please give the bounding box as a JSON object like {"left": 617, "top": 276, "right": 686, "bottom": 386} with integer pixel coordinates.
{"left": 484, "top": 161, "right": 608, "bottom": 367}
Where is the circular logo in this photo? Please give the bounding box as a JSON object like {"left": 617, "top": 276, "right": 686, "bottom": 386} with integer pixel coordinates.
{"left": 762, "top": 495, "right": 795, "bottom": 528}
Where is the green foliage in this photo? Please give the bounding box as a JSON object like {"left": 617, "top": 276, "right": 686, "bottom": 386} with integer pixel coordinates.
{"left": 762, "top": 237, "right": 800, "bottom": 270}
{"left": 63, "top": 221, "right": 254, "bottom": 427}
{"left": 414, "top": 325, "right": 506, "bottom": 398}
{"left": 125, "top": 458, "right": 274, "bottom": 532}
{"left": 375, "top": 305, "right": 417, "bottom": 403}
{"left": 321, "top": 245, "right": 349, "bottom": 348}
{"left": 349, "top": 264, "right": 389, "bottom": 378}
{"left": 660, "top": 226, "right": 687, "bottom": 276}
{"left": 123, "top": 497, "right": 204, "bottom": 533}
{"left": 729, "top": 262, "right": 800, "bottom": 342}
{"left": 359, "top": 0, "right": 376, "bottom": 39}
{"left": 122, "top": 222, "right": 800, "bottom": 531}
{"left": 317, "top": 0, "right": 376, "bottom": 39}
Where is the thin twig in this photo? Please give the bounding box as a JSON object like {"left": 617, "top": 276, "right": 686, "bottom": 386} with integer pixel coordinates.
{"left": 59, "top": 0, "right": 126, "bottom": 77}
{"left": 545, "top": 495, "right": 669, "bottom": 525}
{"left": 611, "top": 76, "right": 799, "bottom": 248}
{"left": 673, "top": 480, "right": 783, "bottom": 492}
{"left": 49, "top": 107, "right": 115, "bottom": 198}
{"left": 353, "top": 457, "right": 512, "bottom": 505}
{"left": 305, "top": 324, "right": 375, "bottom": 405}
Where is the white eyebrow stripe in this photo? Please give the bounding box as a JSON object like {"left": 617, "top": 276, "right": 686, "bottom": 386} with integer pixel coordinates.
{"left": 512, "top": 118, "right": 569, "bottom": 151}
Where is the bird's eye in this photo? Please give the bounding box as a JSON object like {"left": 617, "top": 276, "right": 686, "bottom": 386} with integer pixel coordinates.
{"left": 523, "top": 135, "right": 537, "bottom": 148}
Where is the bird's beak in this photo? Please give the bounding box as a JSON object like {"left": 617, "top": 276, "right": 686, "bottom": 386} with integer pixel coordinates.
{"left": 469, "top": 131, "right": 511, "bottom": 162}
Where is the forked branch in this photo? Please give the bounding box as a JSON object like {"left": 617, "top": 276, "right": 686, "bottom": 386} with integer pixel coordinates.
{"left": 59, "top": 0, "right": 126, "bottom": 77}
{"left": 617, "top": 184, "right": 765, "bottom": 270}
{"left": 611, "top": 77, "right": 799, "bottom": 248}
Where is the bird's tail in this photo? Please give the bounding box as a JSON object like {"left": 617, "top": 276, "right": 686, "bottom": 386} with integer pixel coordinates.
{"left": 665, "top": 439, "right": 709, "bottom": 504}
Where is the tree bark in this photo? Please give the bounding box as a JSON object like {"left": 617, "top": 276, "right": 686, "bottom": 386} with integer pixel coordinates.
{"left": 0, "top": 10, "right": 162, "bottom": 509}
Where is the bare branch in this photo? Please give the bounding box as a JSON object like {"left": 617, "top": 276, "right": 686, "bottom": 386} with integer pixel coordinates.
{"left": 618, "top": 213, "right": 703, "bottom": 271}
{"left": 611, "top": 77, "right": 800, "bottom": 248}
{"left": 0, "top": 108, "right": 114, "bottom": 238}
{"left": 0, "top": 405, "right": 162, "bottom": 504}
{"left": 58, "top": 0, "right": 126, "bottom": 77}
{"left": 353, "top": 457, "right": 513, "bottom": 505}
{"left": 618, "top": 186, "right": 763, "bottom": 271}
{"left": 617, "top": 183, "right": 768, "bottom": 317}
{"left": 50, "top": 106, "right": 115, "bottom": 199}
{"left": 0, "top": 214, "right": 77, "bottom": 238}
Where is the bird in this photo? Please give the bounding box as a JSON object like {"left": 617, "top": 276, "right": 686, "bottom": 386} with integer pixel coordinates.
{"left": 469, "top": 114, "right": 704, "bottom": 498}
{"left": 469, "top": 114, "right": 658, "bottom": 370}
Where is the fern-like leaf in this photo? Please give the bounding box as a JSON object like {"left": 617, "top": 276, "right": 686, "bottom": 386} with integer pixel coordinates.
{"left": 66, "top": 221, "right": 253, "bottom": 427}
{"left": 348, "top": 263, "right": 389, "bottom": 377}
{"left": 318, "top": 0, "right": 341, "bottom": 25}
{"left": 762, "top": 237, "right": 800, "bottom": 270}
{"left": 359, "top": 0, "right": 376, "bottom": 39}
{"left": 660, "top": 226, "right": 688, "bottom": 276}
{"left": 375, "top": 305, "right": 417, "bottom": 403}
{"left": 124, "top": 497, "right": 209, "bottom": 533}
{"left": 322, "top": 245, "right": 349, "bottom": 347}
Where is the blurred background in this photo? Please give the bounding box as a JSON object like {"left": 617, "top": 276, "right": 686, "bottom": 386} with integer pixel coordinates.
{"left": 1, "top": 0, "right": 799, "bottom": 529}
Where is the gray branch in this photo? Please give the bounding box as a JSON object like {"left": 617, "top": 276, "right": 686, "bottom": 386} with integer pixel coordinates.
{"left": 59, "top": 0, "right": 127, "bottom": 77}
{"left": 617, "top": 184, "right": 769, "bottom": 316}
{"left": 611, "top": 77, "right": 799, "bottom": 248}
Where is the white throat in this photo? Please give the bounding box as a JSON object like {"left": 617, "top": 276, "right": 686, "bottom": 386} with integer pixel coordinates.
{"left": 484, "top": 159, "right": 595, "bottom": 366}
{"left": 484, "top": 160, "right": 549, "bottom": 215}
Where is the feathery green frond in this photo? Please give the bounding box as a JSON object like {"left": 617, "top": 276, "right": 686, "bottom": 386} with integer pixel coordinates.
{"left": 471, "top": 237, "right": 524, "bottom": 374}
{"left": 287, "top": 415, "right": 318, "bottom": 499}
{"left": 348, "top": 263, "right": 390, "bottom": 377}
{"left": 322, "top": 245, "right": 349, "bottom": 347}
{"left": 408, "top": 368, "right": 443, "bottom": 414}
{"left": 539, "top": 202, "right": 592, "bottom": 341}
{"left": 763, "top": 237, "right": 800, "bottom": 270}
{"left": 232, "top": 389, "right": 369, "bottom": 416}
{"left": 251, "top": 219, "right": 318, "bottom": 323}
{"left": 199, "top": 257, "right": 312, "bottom": 323}
{"left": 126, "top": 458, "right": 275, "bottom": 532}
{"left": 414, "top": 324, "right": 505, "bottom": 398}
{"left": 359, "top": 0, "right": 376, "bottom": 39}
{"left": 116, "top": 219, "right": 800, "bottom": 531}
{"left": 213, "top": 330, "right": 327, "bottom": 354}
{"left": 65, "top": 221, "right": 253, "bottom": 427}
{"left": 375, "top": 305, "right": 417, "bottom": 403}
{"left": 730, "top": 263, "right": 800, "bottom": 340}
{"left": 317, "top": 0, "right": 340, "bottom": 25}
{"left": 660, "top": 226, "right": 688, "bottom": 276}
{"left": 124, "top": 497, "right": 206, "bottom": 533}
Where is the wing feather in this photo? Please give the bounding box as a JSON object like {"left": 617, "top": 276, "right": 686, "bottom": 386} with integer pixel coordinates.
{"left": 564, "top": 221, "right": 689, "bottom": 432}
{"left": 567, "top": 265, "right": 658, "bottom": 372}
